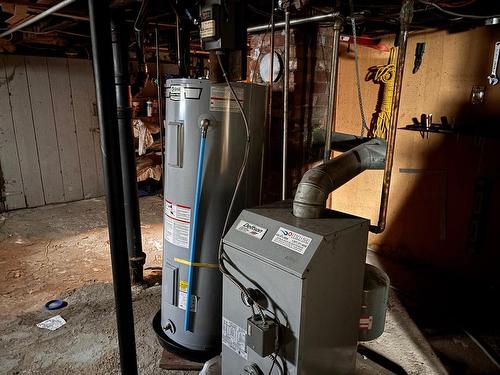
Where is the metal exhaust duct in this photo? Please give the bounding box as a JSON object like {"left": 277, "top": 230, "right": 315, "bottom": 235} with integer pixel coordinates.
{"left": 293, "top": 139, "right": 387, "bottom": 219}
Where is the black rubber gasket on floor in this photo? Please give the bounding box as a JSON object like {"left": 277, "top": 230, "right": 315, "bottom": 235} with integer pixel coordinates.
{"left": 152, "top": 309, "right": 220, "bottom": 363}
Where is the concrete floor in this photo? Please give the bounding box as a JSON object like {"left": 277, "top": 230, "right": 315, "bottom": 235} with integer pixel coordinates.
{"left": 0, "top": 197, "right": 174, "bottom": 374}
{"left": 0, "top": 196, "right": 471, "bottom": 374}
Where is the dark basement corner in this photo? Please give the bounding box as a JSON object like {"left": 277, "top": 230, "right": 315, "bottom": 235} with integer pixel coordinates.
{"left": 0, "top": 0, "right": 499, "bottom": 374}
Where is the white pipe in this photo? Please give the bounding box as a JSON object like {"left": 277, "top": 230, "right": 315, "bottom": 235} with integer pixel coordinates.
{"left": 282, "top": 8, "right": 290, "bottom": 200}
{"left": 247, "top": 12, "right": 341, "bottom": 33}
{"left": 0, "top": 0, "right": 78, "bottom": 38}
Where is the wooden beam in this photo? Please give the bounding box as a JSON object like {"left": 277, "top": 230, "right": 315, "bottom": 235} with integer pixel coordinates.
{"left": 0, "top": 1, "right": 48, "bottom": 7}
{"left": 5, "top": 5, "right": 28, "bottom": 25}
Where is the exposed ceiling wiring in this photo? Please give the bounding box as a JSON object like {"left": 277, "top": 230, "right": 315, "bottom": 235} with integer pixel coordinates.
{"left": 437, "top": 0, "right": 477, "bottom": 8}
{"left": 19, "top": 29, "right": 90, "bottom": 38}
{"left": 419, "top": 0, "right": 500, "bottom": 19}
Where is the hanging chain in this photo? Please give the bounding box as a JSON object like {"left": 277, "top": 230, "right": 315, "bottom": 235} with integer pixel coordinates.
{"left": 349, "top": 4, "right": 369, "bottom": 136}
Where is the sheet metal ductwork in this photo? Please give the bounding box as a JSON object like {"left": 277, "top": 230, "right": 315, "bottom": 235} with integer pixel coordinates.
{"left": 293, "top": 139, "right": 387, "bottom": 219}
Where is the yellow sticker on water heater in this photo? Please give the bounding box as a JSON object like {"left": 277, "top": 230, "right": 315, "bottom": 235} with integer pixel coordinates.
{"left": 179, "top": 280, "right": 188, "bottom": 293}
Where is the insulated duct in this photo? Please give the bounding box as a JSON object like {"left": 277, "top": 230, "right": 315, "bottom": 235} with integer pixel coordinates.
{"left": 293, "top": 139, "right": 387, "bottom": 219}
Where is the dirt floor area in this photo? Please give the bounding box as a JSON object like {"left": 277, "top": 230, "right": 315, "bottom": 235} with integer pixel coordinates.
{"left": 0, "top": 197, "right": 163, "bottom": 318}
{"left": 0, "top": 196, "right": 180, "bottom": 374}
{"left": 1, "top": 196, "right": 488, "bottom": 375}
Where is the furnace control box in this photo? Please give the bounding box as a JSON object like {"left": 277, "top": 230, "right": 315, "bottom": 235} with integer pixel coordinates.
{"left": 221, "top": 202, "right": 369, "bottom": 374}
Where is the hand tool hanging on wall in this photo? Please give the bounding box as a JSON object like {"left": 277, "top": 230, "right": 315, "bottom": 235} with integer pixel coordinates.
{"left": 367, "top": 47, "right": 397, "bottom": 139}
{"left": 412, "top": 42, "right": 425, "bottom": 74}
{"left": 487, "top": 41, "right": 500, "bottom": 86}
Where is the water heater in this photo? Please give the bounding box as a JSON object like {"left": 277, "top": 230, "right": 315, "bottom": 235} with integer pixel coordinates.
{"left": 159, "top": 78, "right": 267, "bottom": 356}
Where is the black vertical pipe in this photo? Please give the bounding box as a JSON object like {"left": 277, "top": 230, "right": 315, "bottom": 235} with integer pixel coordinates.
{"left": 111, "top": 14, "right": 146, "bottom": 284}
{"left": 87, "top": 1, "right": 138, "bottom": 374}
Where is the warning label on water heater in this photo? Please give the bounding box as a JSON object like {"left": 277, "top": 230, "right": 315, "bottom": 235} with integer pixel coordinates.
{"left": 178, "top": 292, "right": 197, "bottom": 312}
{"left": 164, "top": 200, "right": 191, "bottom": 248}
{"left": 210, "top": 86, "right": 244, "bottom": 113}
{"left": 272, "top": 227, "right": 312, "bottom": 255}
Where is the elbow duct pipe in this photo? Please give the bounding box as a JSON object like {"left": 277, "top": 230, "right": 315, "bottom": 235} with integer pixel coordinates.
{"left": 293, "top": 139, "right": 387, "bottom": 219}
{"left": 312, "top": 129, "right": 371, "bottom": 152}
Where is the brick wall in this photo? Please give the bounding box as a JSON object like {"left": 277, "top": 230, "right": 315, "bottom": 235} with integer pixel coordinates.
{"left": 248, "top": 25, "right": 334, "bottom": 201}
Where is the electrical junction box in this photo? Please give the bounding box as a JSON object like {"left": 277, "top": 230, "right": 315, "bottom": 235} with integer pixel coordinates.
{"left": 200, "top": 0, "right": 245, "bottom": 51}
{"left": 221, "top": 202, "right": 369, "bottom": 374}
{"left": 246, "top": 316, "right": 278, "bottom": 357}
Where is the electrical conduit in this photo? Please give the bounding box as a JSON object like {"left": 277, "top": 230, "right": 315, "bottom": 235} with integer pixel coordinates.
{"left": 184, "top": 120, "right": 210, "bottom": 331}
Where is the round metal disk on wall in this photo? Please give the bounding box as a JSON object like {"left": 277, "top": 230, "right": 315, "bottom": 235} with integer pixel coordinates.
{"left": 259, "top": 52, "right": 284, "bottom": 83}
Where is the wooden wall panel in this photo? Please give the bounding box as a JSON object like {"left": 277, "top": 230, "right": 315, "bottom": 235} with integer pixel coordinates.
{"left": 25, "top": 56, "right": 65, "bottom": 204}
{"left": 3, "top": 55, "right": 45, "bottom": 207}
{"left": 329, "top": 26, "right": 500, "bottom": 278}
{"left": 0, "top": 56, "right": 103, "bottom": 211}
{"left": 68, "top": 59, "right": 102, "bottom": 199}
{"left": 87, "top": 70, "right": 104, "bottom": 195}
{"left": 47, "top": 57, "right": 84, "bottom": 202}
{"left": 0, "top": 56, "right": 25, "bottom": 210}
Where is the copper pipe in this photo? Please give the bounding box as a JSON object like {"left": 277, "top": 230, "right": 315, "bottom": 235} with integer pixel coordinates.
{"left": 370, "top": 0, "right": 414, "bottom": 234}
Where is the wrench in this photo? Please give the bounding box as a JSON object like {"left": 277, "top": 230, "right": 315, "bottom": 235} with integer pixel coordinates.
{"left": 487, "top": 41, "right": 500, "bottom": 86}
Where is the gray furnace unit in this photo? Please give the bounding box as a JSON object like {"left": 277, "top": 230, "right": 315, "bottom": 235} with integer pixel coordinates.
{"left": 221, "top": 203, "right": 369, "bottom": 374}
{"left": 158, "top": 78, "right": 267, "bottom": 356}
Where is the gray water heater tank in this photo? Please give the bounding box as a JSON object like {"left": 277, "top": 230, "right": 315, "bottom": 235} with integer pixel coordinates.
{"left": 161, "top": 78, "right": 267, "bottom": 353}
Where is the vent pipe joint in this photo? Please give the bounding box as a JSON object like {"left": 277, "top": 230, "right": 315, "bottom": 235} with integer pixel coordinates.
{"left": 293, "top": 139, "right": 386, "bottom": 219}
